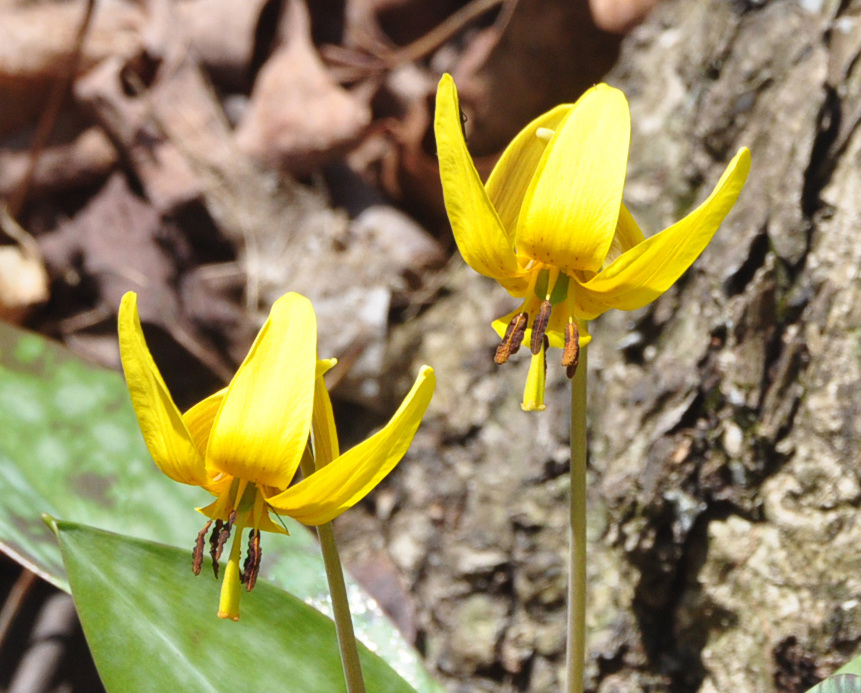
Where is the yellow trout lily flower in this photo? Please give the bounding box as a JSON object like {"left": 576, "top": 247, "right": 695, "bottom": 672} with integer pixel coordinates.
{"left": 118, "top": 291, "right": 434, "bottom": 619}
{"left": 434, "top": 73, "right": 750, "bottom": 411}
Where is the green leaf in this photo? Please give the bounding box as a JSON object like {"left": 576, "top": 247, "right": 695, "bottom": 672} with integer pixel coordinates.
{"left": 0, "top": 323, "right": 443, "bottom": 692}
{"left": 837, "top": 656, "right": 861, "bottom": 677}
{"left": 49, "top": 518, "right": 415, "bottom": 693}
{"left": 806, "top": 674, "right": 861, "bottom": 693}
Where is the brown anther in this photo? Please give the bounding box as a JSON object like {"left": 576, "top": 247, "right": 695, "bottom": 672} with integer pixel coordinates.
{"left": 209, "top": 519, "right": 225, "bottom": 578}
{"left": 530, "top": 300, "right": 552, "bottom": 355}
{"left": 192, "top": 520, "right": 212, "bottom": 576}
{"left": 562, "top": 321, "right": 580, "bottom": 379}
{"left": 215, "top": 525, "right": 230, "bottom": 556}
{"left": 495, "top": 312, "right": 528, "bottom": 364}
{"left": 543, "top": 336, "right": 549, "bottom": 379}
{"left": 209, "top": 520, "right": 224, "bottom": 580}
{"left": 241, "top": 530, "right": 262, "bottom": 591}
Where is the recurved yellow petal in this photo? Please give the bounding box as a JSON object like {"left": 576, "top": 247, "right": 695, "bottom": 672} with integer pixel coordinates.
{"left": 182, "top": 388, "right": 225, "bottom": 457}
{"left": 267, "top": 366, "right": 435, "bottom": 525}
{"left": 311, "top": 374, "right": 339, "bottom": 468}
{"left": 316, "top": 358, "right": 337, "bottom": 378}
{"left": 181, "top": 389, "right": 233, "bottom": 496}
{"left": 206, "top": 293, "right": 316, "bottom": 488}
{"left": 486, "top": 103, "right": 572, "bottom": 236}
{"left": 118, "top": 292, "right": 208, "bottom": 486}
{"left": 516, "top": 84, "right": 631, "bottom": 274}
{"left": 435, "top": 74, "right": 524, "bottom": 288}
{"left": 575, "top": 147, "right": 751, "bottom": 317}
{"left": 602, "top": 204, "right": 646, "bottom": 268}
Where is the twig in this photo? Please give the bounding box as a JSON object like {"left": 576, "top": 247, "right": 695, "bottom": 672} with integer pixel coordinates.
{"left": 326, "top": 0, "right": 517, "bottom": 81}
{"left": 0, "top": 569, "right": 38, "bottom": 654}
{"left": 7, "top": 0, "right": 97, "bottom": 217}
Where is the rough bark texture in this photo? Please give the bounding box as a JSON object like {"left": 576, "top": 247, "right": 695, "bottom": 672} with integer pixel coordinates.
{"left": 336, "top": 0, "right": 861, "bottom": 691}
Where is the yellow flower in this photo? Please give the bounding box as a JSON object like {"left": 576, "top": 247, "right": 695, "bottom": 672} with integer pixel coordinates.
{"left": 118, "top": 291, "right": 434, "bottom": 619}
{"left": 434, "top": 74, "right": 750, "bottom": 411}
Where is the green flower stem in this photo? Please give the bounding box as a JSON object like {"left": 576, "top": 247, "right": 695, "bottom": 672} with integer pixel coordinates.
{"left": 566, "top": 343, "right": 588, "bottom": 693}
{"left": 300, "top": 454, "right": 367, "bottom": 693}
{"left": 317, "top": 522, "right": 367, "bottom": 693}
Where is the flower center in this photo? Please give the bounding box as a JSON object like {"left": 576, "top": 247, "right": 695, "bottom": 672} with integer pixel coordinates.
{"left": 191, "top": 479, "right": 265, "bottom": 599}
{"left": 495, "top": 267, "right": 581, "bottom": 378}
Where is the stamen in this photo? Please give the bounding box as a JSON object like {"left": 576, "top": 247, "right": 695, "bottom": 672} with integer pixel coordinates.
{"left": 241, "top": 530, "right": 262, "bottom": 592}
{"left": 209, "top": 519, "right": 224, "bottom": 578}
{"left": 542, "top": 337, "right": 549, "bottom": 388}
{"left": 495, "top": 312, "right": 528, "bottom": 364}
{"left": 192, "top": 520, "right": 212, "bottom": 576}
{"left": 215, "top": 522, "right": 231, "bottom": 559}
{"left": 530, "top": 300, "right": 552, "bottom": 355}
{"left": 535, "top": 127, "right": 554, "bottom": 141}
{"left": 562, "top": 321, "right": 580, "bottom": 378}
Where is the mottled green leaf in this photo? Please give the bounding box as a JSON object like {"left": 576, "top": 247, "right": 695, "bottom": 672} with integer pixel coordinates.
{"left": 0, "top": 323, "right": 442, "bottom": 692}
{"left": 806, "top": 674, "right": 861, "bottom": 693}
{"left": 50, "top": 518, "right": 415, "bottom": 693}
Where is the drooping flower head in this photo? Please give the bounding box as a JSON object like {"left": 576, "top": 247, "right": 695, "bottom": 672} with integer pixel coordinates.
{"left": 119, "top": 291, "right": 434, "bottom": 619}
{"left": 434, "top": 74, "right": 750, "bottom": 410}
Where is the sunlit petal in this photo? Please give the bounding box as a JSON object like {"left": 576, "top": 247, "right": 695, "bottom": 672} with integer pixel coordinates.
{"left": 517, "top": 84, "right": 630, "bottom": 274}
{"left": 602, "top": 204, "right": 646, "bottom": 267}
{"left": 267, "top": 366, "right": 435, "bottom": 525}
{"left": 118, "top": 292, "right": 207, "bottom": 486}
{"left": 182, "top": 388, "right": 225, "bottom": 458}
{"left": 206, "top": 293, "right": 316, "bottom": 488}
{"left": 486, "top": 104, "right": 572, "bottom": 236}
{"left": 575, "top": 148, "right": 751, "bottom": 318}
{"left": 181, "top": 389, "right": 233, "bottom": 496}
{"left": 316, "top": 358, "right": 337, "bottom": 378}
{"left": 311, "top": 374, "right": 339, "bottom": 468}
{"left": 435, "top": 74, "right": 523, "bottom": 286}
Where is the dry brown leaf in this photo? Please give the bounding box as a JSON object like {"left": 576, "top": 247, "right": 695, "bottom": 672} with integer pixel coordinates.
{"left": 175, "top": 0, "right": 270, "bottom": 89}
{"left": 74, "top": 54, "right": 204, "bottom": 216}
{"left": 589, "top": 0, "right": 658, "bottom": 34}
{"left": 235, "top": 0, "right": 372, "bottom": 173}
{"left": 0, "top": 126, "right": 117, "bottom": 200}
{"left": 0, "top": 0, "right": 144, "bottom": 136}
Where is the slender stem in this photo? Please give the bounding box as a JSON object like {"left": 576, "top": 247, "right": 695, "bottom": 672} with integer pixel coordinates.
{"left": 317, "top": 522, "right": 367, "bottom": 693}
{"left": 300, "top": 453, "right": 367, "bottom": 693}
{"left": 566, "top": 344, "right": 588, "bottom": 693}
{"left": 0, "top": 569, "right": 37, "bottom": 651}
